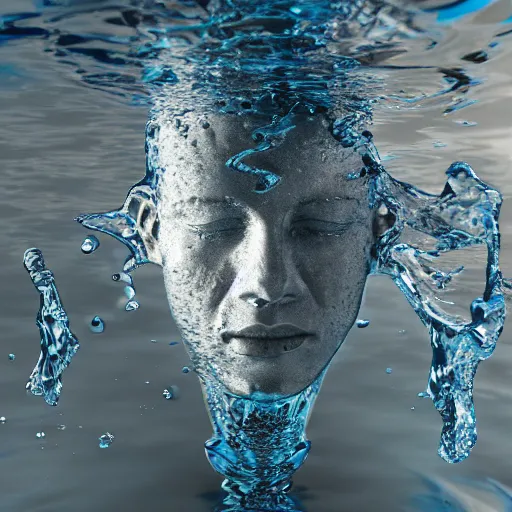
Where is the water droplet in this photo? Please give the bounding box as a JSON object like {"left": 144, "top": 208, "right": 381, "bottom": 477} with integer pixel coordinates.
{"left": 0, "top": 417, "right": 6, "bottom": 424}
{"left": 98, "top": 432, "right": 114, "bottom": 449}
{"left": 150, "top": 339, "right": 158, "bottom": 343}
{"left": 417, "top": 391, "right": 429, "bottom": 398}
{"left": 112, "top": 272, "right": 133, "bottom": 285}
{"left": 124, "top": 286, "right": 136, "bottom": 300}
{"left": 90, "top": 316, "right": 105, "bottom": 333}
{"left": 433, "top": 141, "right": 447, "bottom": 148}
{"left": 411, "top": 406, "right": 415, "bottom": 411}
{"left": 125, "top": 300, "right": 139, "bottom": 312}
{"left": 145, "top": 381, "right": 150, "bottom": 385}
{"left": 57, "top": 424, "right": 66, "bottom": 430}
{"left": 81, "top": 235, "right": 100, "bottom": 254}
{"left": 162, "top": 385, "right": 179, "bottom": 400}
{"left": 398, "top": 329, "right": 406, "bottom": 335}
{"left": 8, "top": 353, "right": 15, "bottom": 361}
{"left": 36, "top": 431, "right": 45, "bottom": 439}
{"left": 182, "top": 366, "right": 190, "bottom": 374}
{"left": 356, "top": 319, "right": 370, "bottom": 328}
{"left": 385, "top": 367, "right": 393, "bottom": 374}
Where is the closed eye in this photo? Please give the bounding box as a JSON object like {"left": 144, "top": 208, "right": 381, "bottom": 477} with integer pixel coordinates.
{"left": 187, "top": 218, "right": 246, "bottom": 240}
{"left": 290, "top": 219, "right": 353, "bottom": 237}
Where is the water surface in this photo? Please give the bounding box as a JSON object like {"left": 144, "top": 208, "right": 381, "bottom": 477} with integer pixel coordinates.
{"left": 2, "top": 1, "right": 512, "bottom": 511}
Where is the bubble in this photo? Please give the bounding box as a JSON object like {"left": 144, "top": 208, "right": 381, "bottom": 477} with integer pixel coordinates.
{"left": 417, "top": 391, "right": 429, "bottom": 398}
{"left": 385, "top": 367, "right": 393, "bottom": 374}
{"left": 411, "top": 406, "right": 415, "bottom": 411}
{"left": 125, "top": 300, "right": 139, "bottom": 312}
{"left": 36, "top": 432, "right": 45, "bottom": 439}
{"left": 150, "top": 339, "right": 158, "bottom": 343}
{"left": 90, "top": 316, "right": 105, "bottom": 333}
{"left": 182, "top": 366, "right": 190, "bottom": 374}
{"left": 169, "top": 341, "right": 179, "bottom": 346}
{"left": 8, "top": 353, "right": 15, "bottom": 361}
{"left": 0, "top": 417, "right": 6, "bottom": 424}
{"left": 57, "top": 424, "right": 66, "bottom": 430}
{"left": 81, "top": 235, "right": 100, "bottom": 254}
{"left": 356, "top": 319, "right": 370, "bottom": 328}
{"left": 433, "top": 141, "right": 447, "bottom": 148}
{"left": 99, "top": 432, "right": 114, "bottom": 449}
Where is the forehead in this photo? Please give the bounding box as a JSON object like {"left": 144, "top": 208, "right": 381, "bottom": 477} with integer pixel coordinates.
{"left": 155, "top": 113, "right": 368, "bottom": 210}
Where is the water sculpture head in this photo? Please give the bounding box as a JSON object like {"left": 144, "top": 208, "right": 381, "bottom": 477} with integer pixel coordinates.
{"left": 153, "top": 111, "right": 389, "bottom": 396}
{"left": 82, "top": 107, "right": 390, "bottom": 396}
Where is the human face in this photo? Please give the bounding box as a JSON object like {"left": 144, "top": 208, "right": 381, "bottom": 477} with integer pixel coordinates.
{"left": 156, "top": 113, "right": 376, "bottom": 397}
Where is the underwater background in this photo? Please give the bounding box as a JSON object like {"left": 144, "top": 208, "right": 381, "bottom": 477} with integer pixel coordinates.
{"left": 2, "top": 0, "right": 512, "bottom": 510}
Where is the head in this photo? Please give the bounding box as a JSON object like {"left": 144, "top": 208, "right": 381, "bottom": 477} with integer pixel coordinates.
{"left": 129, "top": 110, "right": 387, "bottom": 397}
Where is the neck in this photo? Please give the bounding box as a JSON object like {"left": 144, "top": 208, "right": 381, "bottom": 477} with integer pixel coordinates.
{"left": 202, "top": 373, "right": 325, "bottom": 511}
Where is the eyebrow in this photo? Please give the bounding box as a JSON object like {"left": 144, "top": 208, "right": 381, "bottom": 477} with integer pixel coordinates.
{"left": 296, "top": 196, "right": 362, "bottom": 207}
{"left": 169, "top": 196, "right": 362, "bottom": 211}
{"left": 170, "top": 197, "right": 246, "bottom": 208}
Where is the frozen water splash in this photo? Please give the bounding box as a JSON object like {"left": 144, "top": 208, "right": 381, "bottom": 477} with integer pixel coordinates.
{"left": 363, "top": 155, "right": 506, "bottom": 463}
{"left": 23, "top": 248, "right": 80, "bottom": 407}
{"left": 204, "top": 373, "right": 323, "bottom": 511}
{"left": 75, "top": 184, "right": 161, "bottom": 273}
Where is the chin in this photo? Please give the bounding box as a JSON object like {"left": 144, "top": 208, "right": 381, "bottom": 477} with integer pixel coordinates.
{"left": 215, "top": 356, "right": 322, "bottom": 398}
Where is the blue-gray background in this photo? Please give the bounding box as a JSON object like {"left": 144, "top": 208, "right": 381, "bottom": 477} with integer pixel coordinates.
{"left": 2, "top": 1, "right": 512, "bottom": 510}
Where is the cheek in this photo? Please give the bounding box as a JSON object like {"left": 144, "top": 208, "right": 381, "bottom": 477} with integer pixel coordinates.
{"left": 160, "top": 232, "right": 238, "bottom": 322}
{"left": 296, "top": 229, "right": 372, "bottom": 309}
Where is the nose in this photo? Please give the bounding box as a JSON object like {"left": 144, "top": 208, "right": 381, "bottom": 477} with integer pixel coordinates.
{"left": 233, "top": 219, "right": 307, "bottom": 308}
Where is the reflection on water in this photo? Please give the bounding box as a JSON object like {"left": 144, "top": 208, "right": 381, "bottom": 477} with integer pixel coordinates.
{"left": 410, "top": 475, "right": 512, "bottom": 512}
{"left": 3, "top": 0, "right": 512, "bottom": 510}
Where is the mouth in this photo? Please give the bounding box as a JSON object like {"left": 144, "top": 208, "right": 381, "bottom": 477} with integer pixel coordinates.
{"left": 222, "top": 324, "right": 314, "bottom": 358}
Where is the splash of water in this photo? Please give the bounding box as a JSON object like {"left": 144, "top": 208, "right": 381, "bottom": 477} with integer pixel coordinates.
{"left": 23, "top": 248, "right": 80, "bottom": 406}
{"left": 204, "top": 373, "right": 324, "bottom": 511}
{"left": 362, "top": 153, "right": 506, "bottom": 463}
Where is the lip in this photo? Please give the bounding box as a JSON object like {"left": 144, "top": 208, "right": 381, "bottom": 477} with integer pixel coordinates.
{"left": 222, "top": 324, "right": 314, "bottom": 358}
{"left": 223, "top": 323, "right": 312, "bottom": 340}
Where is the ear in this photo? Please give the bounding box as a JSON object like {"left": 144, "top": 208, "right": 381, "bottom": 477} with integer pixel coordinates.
{"left": 75, "top": 184, "right": 162, "bottom": 272}
{"left": 373, "top": 203, "right": 396, "bottom": 239}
